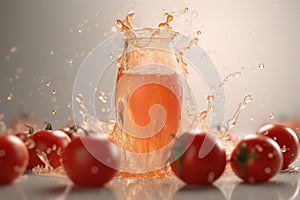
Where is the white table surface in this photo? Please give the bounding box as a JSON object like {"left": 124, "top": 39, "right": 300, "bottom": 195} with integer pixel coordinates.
{"left": 1, "top": 166, "right": 300, "bottom": 200}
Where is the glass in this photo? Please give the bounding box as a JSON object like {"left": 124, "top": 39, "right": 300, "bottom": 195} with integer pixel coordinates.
{"left": 110, "top": 28, "right": 192, "bottom": 177}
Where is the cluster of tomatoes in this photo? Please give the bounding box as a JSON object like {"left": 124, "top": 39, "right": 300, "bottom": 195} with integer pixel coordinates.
{"left": 0, "top": 122, "right": 120, "bottom": 187}
{"left": 0, "top": 118, "right": 299, "bottom": 188}
{"left": 169, "top": 123, "right": 300, "bottom": 185}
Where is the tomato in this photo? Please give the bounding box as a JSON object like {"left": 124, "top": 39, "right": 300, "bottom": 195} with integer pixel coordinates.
{"left": 0, "top": 134, "right": 29, "bottom": 185}
{"left": 230, "top": 134, "right": 283, "bottom": 183}
{"left": 62, "top": 134, "right": 120, "bottom": 187}
{"left": 27, "top": 123, "right": 71, "bottom": 169}
{"left": 256, "top": 123, "right": 299, "bottom": 169}
{"left": 169, "top": 130, "right": 227, "bottom": 185}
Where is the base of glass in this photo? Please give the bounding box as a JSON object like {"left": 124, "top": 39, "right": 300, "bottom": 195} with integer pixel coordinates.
{"left": 115, "top": 166, "right": 174, "bottom": 178}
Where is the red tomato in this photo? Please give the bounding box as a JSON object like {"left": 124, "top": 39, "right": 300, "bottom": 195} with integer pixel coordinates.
{"left": 27, "top": 124, "right": 71, "bottom": 169}
{"left": 169, "top": 130, "right": 226, "bottom": 185}
{"left": 62, "top": 134, "right": 120, "bottom": 187}
{"left": 256, "top": 123, "right": 299, "bottom": 169}
{"left": 0, "top": 134, "right": 29, "bottom": 185}
{"left": 230, "top": 134, "right": 283, "bottom": 183}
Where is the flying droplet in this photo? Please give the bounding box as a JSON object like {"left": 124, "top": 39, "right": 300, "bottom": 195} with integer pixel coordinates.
{"left": 77, "top": 28, "right": 83, "bottom": 34}
{"left": 269, "top": 112, "right": 274, "bottom": 119}
{"left": 66, "top": 58, "right": 74, "bottom": 65}
{"left": 109, "top": 52, "right": 114, "bottom": 59}
{"left": 258, "top": 63, "right": 265, "bottom": 69}
{"left": 95, "top": 10, "right": 100, "bottom": 16}
{"left": 10, "top": 46, "right": 18, "bottom": 54}
{"left": 98, "top": 91, "right": 108, "bottom": 103}
{"left": 52, "top": 89, "right": 57, "bottom": 95}
{"left": 52, "top": 110, "right": 57, "bottom": 115}
{"left": 197, "top": 30, "right": 201, "bottom": 35}
{"left": 50, "top": 51, "right": 54, "bottom": 55}
{"left": 7, "top": 93, "right": 13, "bottom": 101}
{"left": 75, "top": 94, "right": 84, "bottom": 103}
{"left": 182, "top": 7, "right": 189, "bottom": 14}
{"left": 46, "top": 82, "right": 51, "bottom": 87}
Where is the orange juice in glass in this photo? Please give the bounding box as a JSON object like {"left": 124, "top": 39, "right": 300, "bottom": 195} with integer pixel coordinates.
{"left": 110, "top": 28, "right": 186, "bottom": 177}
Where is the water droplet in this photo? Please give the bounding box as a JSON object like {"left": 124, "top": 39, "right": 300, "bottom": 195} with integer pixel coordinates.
{"left": 269, "top": 112, "right": 274, "bottom": 119}
{"left": 0, "top": 113, "right": 4, "bottom": 120}
{"left": 50, "top": 51, "right": 54, "bottom": 55}
{"left": 95, "top": 10, "right": 100, "bottom": 16}
{"left": 264, "top": 167, "right": 271, "bottom": 174}
{"left": 52, "top": 89, "right": 57, "bottom": 95}
{"left": 10, "top": 46, "right": 18, "bottom": 54}
{"left": 27, "top": 139, "right": 36, "bottom": 149}
{"left": 281, "top": 145, "right": 287, "bottom": 153}
{"left": 255, "top": 144, "right": 263, "bottom": 152}
{"left": 207, "top": 172, "right": 215, "bottom": 183}
{"left": 6, "top": 93, "right": 13, "bottom": 101}
{"left": 273, "top": 136, "right": 277, "bottom": 141}
{"left": 75, "top": 94, "right": 84, "bottom": 103}
{"left": 91, "top": 166, "right": 99, "bottom": 174}
{"left": 46, "top": 148, "right": 52, "bottom": 154}
{"left": 182, "top": 7, "right": 189, "bottom": 14}
{"left": 258, "top": 63, "right": 265, "bottom": 69}
{"left": 67, "top": 102, "right": 71, "bottom": 108}
{"left": 98, "top": 91, "right": 108, "bottom": 103}
{"left": 46, "top": 81, "right": 51, "bottom": 87}
{"left": 220, "top": 71, "right": 242, "bottom": 86}
{"left": 52, "top": 110, "right": 57, "bottom": 115}
{"left": 268, "top": 153, "right": 274, "bottom": 158}
{"left": 0, "top": 150, "right": 6, "bottom": 157}
{"left": 36, "top": 149, "right": 53, "bottom": 170}
{"left": 250, "top": 117, "right": 254, "bottom": 121}
{"left": 197, "top": 30, "right": 201, "bottom": 35}
{"left": 66, "top": 58, "right": 74, "bottom": 65}
{"left": 77, "top": 28, "right": 83, "bottom": 34}
{"left": 52, "top": 144, "right": 57, "bottom": 151}
{"left": 56, "top": 147, "right": 62, "bottom": 156}
{"left": 13, "top": 165, "right": 21, "bottom": 173}
{"left": 109, "top": 52, "right": 114, "bottom": 59}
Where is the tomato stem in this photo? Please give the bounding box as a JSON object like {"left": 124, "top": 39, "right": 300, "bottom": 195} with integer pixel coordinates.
{"left": 230, "top": 142, "right": 259, "bottom": 178}
{"left": 25, "top": 125, "right": 34, "bottom": 134}
{"left": 43, "top": 122, "right": 52, "bottom": 130}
